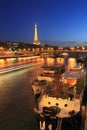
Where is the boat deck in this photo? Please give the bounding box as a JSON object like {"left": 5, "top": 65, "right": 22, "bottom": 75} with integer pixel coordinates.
{"left": 38, "top": 95, "right": 80, "bottom": 118}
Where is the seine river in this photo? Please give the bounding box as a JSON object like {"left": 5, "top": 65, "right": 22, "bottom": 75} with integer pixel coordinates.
{"left": 0, "top": 56, "right": 83, "bottom": 130}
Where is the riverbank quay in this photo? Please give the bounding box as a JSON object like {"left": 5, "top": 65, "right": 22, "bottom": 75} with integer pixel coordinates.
{"left": 0, "top": 55, "right": 40, "bottom": 59}
{"left": 0, "top": 62, "right": 41, "bottom": 74}
{"left": 0, "top": 55, "right": 41, "bottom": 71}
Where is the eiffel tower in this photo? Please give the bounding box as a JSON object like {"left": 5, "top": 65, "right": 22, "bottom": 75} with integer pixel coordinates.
{"left": 33, "top": 24, "right": 40, "bottom": 45}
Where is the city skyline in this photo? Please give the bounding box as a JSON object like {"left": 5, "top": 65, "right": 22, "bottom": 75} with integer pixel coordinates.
{"left": 0, "top": 0, "right": 87, "bottom": 46}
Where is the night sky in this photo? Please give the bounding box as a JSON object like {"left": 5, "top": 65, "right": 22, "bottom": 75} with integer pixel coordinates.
{"left": 0, "top": 0, "right": 87, "bottom": 45}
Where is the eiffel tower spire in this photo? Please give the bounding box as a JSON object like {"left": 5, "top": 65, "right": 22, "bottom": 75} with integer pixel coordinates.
{"left": 33, "top": 24, "right": 40, "bottom": 45}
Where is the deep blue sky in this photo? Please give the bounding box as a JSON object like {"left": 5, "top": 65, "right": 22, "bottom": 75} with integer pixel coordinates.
{"left": 0, "top": 0, "right": 87, "bottom": 45}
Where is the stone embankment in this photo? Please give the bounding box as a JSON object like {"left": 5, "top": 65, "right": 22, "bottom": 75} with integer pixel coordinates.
{"left": 0, "top": 55, "right": 40, "bottom": 59}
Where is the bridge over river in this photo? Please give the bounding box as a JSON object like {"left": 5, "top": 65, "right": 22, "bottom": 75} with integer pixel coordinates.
{"left": 40, "top": 50, "right": 87, "bottom": 58}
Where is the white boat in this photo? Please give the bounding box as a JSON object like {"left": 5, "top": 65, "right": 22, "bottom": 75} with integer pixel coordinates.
{"left": 37, "top": 76, "right": 54, "bottom": 82}
{"left": 34, "top": 89, "right": 81, "bottom": 130}
{"left": 38, "top": 65, "right": 65, "bottom": 81}
{"left": 33, "top": 65, "right": 82, "bottom": 130}
{"left": 32, "top": 65, "right": 65, "bottom": 98}
{"left": 36, "top": 95, "right": 80, "bottom": 117}
{"left": 37, "top": 66, "right": 56, "bottom": 82}
{"left": 69, "top": 65, "right": 83, "bottom": 71}
{"left": 32, "top": 79, "right": 47, "bottom": 98}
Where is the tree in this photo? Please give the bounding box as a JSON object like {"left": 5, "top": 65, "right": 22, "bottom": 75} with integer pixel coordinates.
{"left": 76, "top": 74, "right": 86, "bottom": 94}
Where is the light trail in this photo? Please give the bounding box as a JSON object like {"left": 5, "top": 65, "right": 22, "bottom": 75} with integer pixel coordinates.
{"left": 0, "top": 62, "right": 40, "bottom": 74}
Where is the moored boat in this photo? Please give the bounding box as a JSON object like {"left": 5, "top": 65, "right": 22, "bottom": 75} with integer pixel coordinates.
{"left": 32, "top": 65, "right": 65, "bottom": 98}
{"left": 69, "top": 65, "right": 83, "bottom": 71}
{"left": 32, "top": 79, "right": 47, "bottom": 98}
{"left": 34, "top": 96, "right": 81, "bottom": 130}
{"left": 32, "top": 65, "right": 82, "bottom": 130}
{"left": 76, "top": 57, "right": 87, "bottom": 63}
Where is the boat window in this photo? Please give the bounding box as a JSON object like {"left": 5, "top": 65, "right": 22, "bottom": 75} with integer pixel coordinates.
{"left": 64, "top": 104, "right": 68, "bottom": 107}
{"left": 41, "top": 73, "right": 43, "bottom": 76}
{"left": 48, "top": 102, "right": 51, "bottom": 105}
{"left": 56, "top": 103, "right": 59, "bottom": 106}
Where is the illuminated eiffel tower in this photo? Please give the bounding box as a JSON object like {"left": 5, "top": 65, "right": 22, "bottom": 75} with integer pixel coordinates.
{"left": 33, "top": 24, "right": 40, "bottom": 45}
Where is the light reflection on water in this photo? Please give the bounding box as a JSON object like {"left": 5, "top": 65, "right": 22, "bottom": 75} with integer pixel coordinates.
{"left": 0, "top": 58, "right": 17, "bottom": 68}
{"left": 0, "top": 57, "right": 43, "bottom": 69}
{"left": 0, "top": 57, "right": 77, "bottom": 130}
{"left": 68, "top": 58, "right": 77, "bottom": 69}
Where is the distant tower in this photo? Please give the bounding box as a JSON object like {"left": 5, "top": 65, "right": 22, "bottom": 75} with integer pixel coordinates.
{"left": 33, "top": 24, "right": 40, "bottom": 45}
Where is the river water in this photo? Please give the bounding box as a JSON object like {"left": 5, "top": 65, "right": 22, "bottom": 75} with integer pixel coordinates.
{"left": 0, "top": 57, "right": 44, "bottom": 130}
{"left": 0, "top": 57, "right": 84, "bottom": 130}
